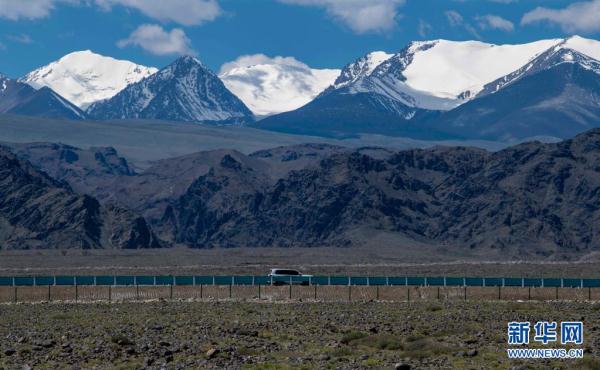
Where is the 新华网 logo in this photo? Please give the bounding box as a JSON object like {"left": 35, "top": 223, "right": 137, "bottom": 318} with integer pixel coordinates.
{"left": 506, "top": 321, "right": 583, "bottom": 359}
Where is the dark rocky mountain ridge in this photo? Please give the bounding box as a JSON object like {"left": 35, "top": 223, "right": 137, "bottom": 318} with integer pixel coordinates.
{"left": 158, "top": 129, "right": 600, "bottom": 257}
{"left": 5, "top": 130, "right": 600, "bottom": 259}
{"left": 0, "top": 146, "right": 158, "bottom": 249}
{"left": 0, "top": 75, "right": 86, "bottom": 120}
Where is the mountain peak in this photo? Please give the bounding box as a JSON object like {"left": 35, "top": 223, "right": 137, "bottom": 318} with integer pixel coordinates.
{"left": 478, "top": 43, "right": 600, "bottom": 98}
{"left": 20, "top": 51, "right": 157, "bottom": 109}
{"left": 61, "top": 49, "right": 94, "bottom": 57}
{"left": 220, "top": 56, "right": 340, "bottom": 116}
{"left": 88, "top": 53, "right": 254, "bottom": 124}
{"left": 330, "top": 50, "right": 392, "bottom": 90}
{"left": 172, "top": 55, "right": 204, "bottom": 66}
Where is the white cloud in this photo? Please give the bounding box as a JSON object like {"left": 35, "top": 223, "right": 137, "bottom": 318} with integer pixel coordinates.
{"left": 7, "top": 33, "right": 34, "bottom": 44}
{"left": 445, "top": 10, "right": 464, "bottom": 27}
{"left": 277, "top": 0, "right": 405, "bottom": 33}
{"left": 117, "top": 24, "right": 195, "bottom": 56}
{"left": 0, "top": 0, "right": 77, "bottom": 20}
{"left": 95, "top": 0, "right": 221, "bottom": 26}
{"left": 418, "top": 19, "right": 433, "bottom": 38}
{"left": 219, "top": 54, "right": 309, "bottom": 75}
{"left": 476, "top": 14, "right": 514, "bottom": 32}
{"left": 445, "top": 10, "right": 481, "bottom": 39}
{"left": 521, "top": 0, "right": 600, "bottom": 33}
{"left": 0, "top": 0, "right": 221, "bottom": 25}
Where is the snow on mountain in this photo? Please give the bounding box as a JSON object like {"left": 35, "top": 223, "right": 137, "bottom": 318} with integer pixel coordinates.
{"left": 395, "top": 39, "right": 561, "bottom": 103}
{"left": 331, "top": 51, "right": 392, "bottom": 89}
{"left": 219, "top": 55, "right": 340, "bottom": 116}
{"left": 87, "top": 56, "right": 254, "bottom": 124}
{"left": 20, "top": 50, "right": 157, "bottom": 109}
{"left": 325, "top": 36, "right": 600, "bottom": 111}
{"left": 479, "top": 43, "right": 600, "bottom": 97}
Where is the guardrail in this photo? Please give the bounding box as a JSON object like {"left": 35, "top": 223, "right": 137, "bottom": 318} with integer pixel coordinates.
{"left": 1, "top": 275, "right": 599, "bottom": 288}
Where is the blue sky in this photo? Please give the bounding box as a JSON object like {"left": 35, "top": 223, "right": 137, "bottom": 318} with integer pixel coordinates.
{"left": 0, "top": 0, "right": 599, "bottom": 77}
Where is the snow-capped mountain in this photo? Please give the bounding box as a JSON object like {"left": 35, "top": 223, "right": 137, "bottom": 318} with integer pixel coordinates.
{"left": 20, "top": 50, "right": 157, "bottom": 109}
{"left": 329, "top": 51, "right": 392, "bottom": 90}
{"left": 424, "top": 44, "right": 600, "bottom": 141}
{"left": 322, "top": 35, "right": 600, "bottom": 111}
{"left": 326, "top": 39, "right": 562, "bottom": 111}
{"left": 259, "top": 35, "right": 600, "bottom": 140}
{"left": 219, "top": 57, "right": 339, "bottom": 116}
{"left": 0, "top": 74, "right": 86, "bottom": 119}
{"left": 479, "top": 37, "right": 600, "bottom": 97}
{"left": 88, "top": 56, "right": 254, "bottom": 124}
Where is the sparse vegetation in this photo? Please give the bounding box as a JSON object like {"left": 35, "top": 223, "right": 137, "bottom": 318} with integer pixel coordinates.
{"left": 0, "top": 300, "right": 596, "bottom": 369}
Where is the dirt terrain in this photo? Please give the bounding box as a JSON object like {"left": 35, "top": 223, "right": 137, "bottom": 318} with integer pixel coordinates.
{"left": 0, "top": 300, "right": 598, "bottom": 369}
{"left": 1, "top": 249, "right": 599, "bottom": 277}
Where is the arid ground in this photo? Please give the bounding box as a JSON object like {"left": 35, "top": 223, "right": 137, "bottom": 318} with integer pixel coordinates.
{"left": 0, "top": 300, "right": 598, "bottom": 369}
{"left": 1, "top": 249, "right": 600, "bottom": 277}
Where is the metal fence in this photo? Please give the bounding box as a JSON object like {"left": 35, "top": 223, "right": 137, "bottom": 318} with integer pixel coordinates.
{"left": 1, "top": 275, "right": 600, "bottom": 288}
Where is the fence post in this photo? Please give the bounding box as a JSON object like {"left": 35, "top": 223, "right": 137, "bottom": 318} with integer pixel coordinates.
{"left": 314, "top": 284, "right": 317, "bottom": 300}
{"left": 407, "top": 287, "right": 410, "bottom": 302}
{"left": 376, "top": 286, "right": 380, "bottom": 301}
{"left": 229, "top": 284, "right": 232, "bottom": 299}
{"left": 498, "top": 286, "right": 501, "bottom": 300}
{"left": 170, "top": 284, "right": 173, "bottom": 300}
{"left": 14, "top": 286, "right": 17, "bottom": 303}
{"left": 48, "top": 285, "right": 51, "bottom": 302}
{"left": 136, "top": 284, "right": 139, "bottom": 300}
{"left": 348, "top": 285, "right": 351, "bottom": 302}
{"left": 289, "top": 283, "right": 292, "bottom": 300}
{"left": 437, "top": 287, "right": 440, "bottom": 300}
{"left": 257, "top": 284, "right": 260, "bottom": 299}
{"left": 109, "top": 285, "right": 112, "bottom": 302}
{"left": 464, "top": 286, "right": 467, "bottom": 301}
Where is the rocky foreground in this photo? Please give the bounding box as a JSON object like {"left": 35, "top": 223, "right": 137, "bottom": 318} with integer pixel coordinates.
{"left": 0, "top": 301, "right": 598, "bottom": 369}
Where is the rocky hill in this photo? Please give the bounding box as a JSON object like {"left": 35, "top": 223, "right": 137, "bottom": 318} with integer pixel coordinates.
{"left": 5, "top": 130, "right": 600, "bottom": 259}
{"left": 0, "top": 147, "right": 158, "bottom": 249}
{"left": 156, "top": 129, "right": 600, "bottom": 257}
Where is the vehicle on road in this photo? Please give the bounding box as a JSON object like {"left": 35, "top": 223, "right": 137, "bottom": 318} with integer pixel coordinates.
{"left": 268, "top": 269, "right": 312, "bottom": 286}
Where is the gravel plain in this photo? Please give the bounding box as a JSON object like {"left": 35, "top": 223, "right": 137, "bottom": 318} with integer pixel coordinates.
{"left": 0, "top": 300, "right": 599, "bottom": 369}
